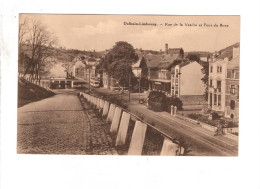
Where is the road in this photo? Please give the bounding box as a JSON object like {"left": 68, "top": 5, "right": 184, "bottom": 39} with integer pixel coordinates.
{"left": 17, "top": 91, "right": 117, "bottom": 155}
{"left": 90, "top": 87, "right": 238, "bottom": 156}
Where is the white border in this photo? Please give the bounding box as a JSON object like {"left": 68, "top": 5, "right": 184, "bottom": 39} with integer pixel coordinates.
{"left": 1, "top": 0, "right": 260, "bottom": 189}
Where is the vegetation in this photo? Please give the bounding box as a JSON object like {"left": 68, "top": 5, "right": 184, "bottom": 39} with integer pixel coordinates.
{"left": 148, "top": 91, "right": 183, "bottom": 112}
{"left": 148, "top": 91, "right": 166, "bottom": 111}
{"left": 187, "top": 113, "right": 238, "bottom": 128}
{"left": 18, "top": 78, "right": 54, "bottom": 107}
{"left": 19, "top": 17, "right": 58, "bottom": 80}
{"left": 165, "top": 96, "right": 183, "bottom": 111}
{"left": 98, "top": 41, "right": 139, "bottom": 91}
{"left": 201, "top": 62, "right": 209, "bottom": 101}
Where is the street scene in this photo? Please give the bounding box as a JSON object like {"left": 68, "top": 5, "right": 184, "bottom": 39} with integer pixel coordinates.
{"left": 18, "top": 15, "right": 240, "bottom": 156}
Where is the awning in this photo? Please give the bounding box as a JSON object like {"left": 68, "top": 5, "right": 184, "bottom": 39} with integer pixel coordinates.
{"left": 149, "top": 79, "right": 171, "bottom": 83}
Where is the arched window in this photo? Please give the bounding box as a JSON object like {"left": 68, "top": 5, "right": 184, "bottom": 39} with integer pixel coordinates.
{"left": 230, "top": 100, "right": 236, "bottom": 110}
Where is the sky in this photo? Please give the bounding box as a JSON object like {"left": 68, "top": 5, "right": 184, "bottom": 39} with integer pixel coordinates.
{"left": 20, "top": 14, "right": 240, "bottom": 52}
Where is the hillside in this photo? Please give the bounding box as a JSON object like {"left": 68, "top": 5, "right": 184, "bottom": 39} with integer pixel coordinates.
{"left": 18, "top": 78, "right": 55, "bottom": 107}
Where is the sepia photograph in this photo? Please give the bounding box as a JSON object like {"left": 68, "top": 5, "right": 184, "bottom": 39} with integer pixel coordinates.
{"left": 1, "top": 0, "right": 260, "bottom": 188}
{"left": 17, "top": 14, "right": 240, "bottom": 156}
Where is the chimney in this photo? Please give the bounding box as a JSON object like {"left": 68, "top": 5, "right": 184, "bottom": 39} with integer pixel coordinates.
{"left": 233, "top": 46, "right": 240, "bottom": 59}
{"left": 212, "top": 53, "right": 216, "bottom": 62}
{"left": 165, "top": 43, "right": 168, "bottom": 55}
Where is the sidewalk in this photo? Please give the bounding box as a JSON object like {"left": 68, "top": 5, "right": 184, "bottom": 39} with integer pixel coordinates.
{"left": 17, "top": 93, "right": 117, "bottom": 155}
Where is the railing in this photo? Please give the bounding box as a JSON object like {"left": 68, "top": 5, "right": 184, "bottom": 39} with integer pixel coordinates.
{"left": 79, "top": 92, "right": 191, "bottom": 156}
{"left": 18, "top": 72, "right": 52, "bottom": 91}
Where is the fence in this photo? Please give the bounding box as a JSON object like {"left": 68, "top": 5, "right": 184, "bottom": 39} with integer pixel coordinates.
{"left": 80, "top": 92, "right": 188, "bottom": 156}
{"left": 18, "top": 72, "right": 52, "bottom": 92}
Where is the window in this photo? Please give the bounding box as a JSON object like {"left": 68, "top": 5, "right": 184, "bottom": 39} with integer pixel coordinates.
{"left": 217, "top": 66, "right": 222, "bottom": 73}
{"left": 210, "top": 66, "right": 213, "bottom": 73}
{"left": 218, "top": 95, "right": 221, "bottom": 106}
{"left": 210, "top": 93, "right": 212, "bottom": 107}
{"left": 231, "top": 70, "right": 235, "bottom": 78}
{"left": 230, "top": 100, "right": 236, "bottom": 110}
{"left": 209, "top": 79, "right": 212, "bottom": 87}
{"left": 217, "top": 81, "right": 221, "bottom": 92}
{"left": 235, "top": 71, "right": 239, "bottom": 79}
{"left": 214, "top": 94, "right": 217, "bottom": 105}
{"left": 227, "top": 70, "right": 232, "bottom": 78}
{"left": 237, "top": 85, "right": 239, "bottom": 100}
{"left": 159, "top": 70, "right": 167, "bottom": 79}
{"left": 230, "top": 85, "right": 235, "bottom": 94}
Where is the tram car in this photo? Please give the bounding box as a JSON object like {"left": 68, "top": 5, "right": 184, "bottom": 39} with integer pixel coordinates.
{"left": 90, "top": 77, "right": 100, "bottom": 87}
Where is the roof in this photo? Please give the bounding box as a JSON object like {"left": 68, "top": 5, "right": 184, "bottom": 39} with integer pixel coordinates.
{"left": 216, "top": 50, "right": 233, "bottom": 60}
{"left": 144, "top": 54, "right": 163, "bottom": 68}
{"left": 168, "top": 48, "right": 183, "bottom": 55}
{"left": 88, "top": 58, "right": 96, "bottom": 62}
{"left": 216, "top": 42, "right": 240, "bottom": 60}
{"left": 171, "top": 61, "right": 203, "bottom": 74}
{"left": 145, "top": 54, "right": 182, "bottom": 69}
{"left": 157, "top": 62, "right": 172, "bottom": 69}
{"left": 178, "top": 61, "right": 191, "bottom": 68}
{"left": 227, "top": 56, "right": 240, "bottom": 69}
{"left": 132, "top": 58, "right": 142, "bottom": 68}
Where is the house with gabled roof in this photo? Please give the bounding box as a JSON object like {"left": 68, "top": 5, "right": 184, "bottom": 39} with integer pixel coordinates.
{"left": 145, "top": 53, "right": 182, "bottom": 95}
{"left": 171, "top": 60, "right": 205, "bottom": 98}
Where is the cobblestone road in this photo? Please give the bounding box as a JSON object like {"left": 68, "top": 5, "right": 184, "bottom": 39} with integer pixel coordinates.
{"left": 17, "top": 93, "right": 117, "bottom": 155}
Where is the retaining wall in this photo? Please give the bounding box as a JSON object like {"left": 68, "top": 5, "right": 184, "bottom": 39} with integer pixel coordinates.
{"left": 80, "top": 92, "right": 185, "bottom": 156}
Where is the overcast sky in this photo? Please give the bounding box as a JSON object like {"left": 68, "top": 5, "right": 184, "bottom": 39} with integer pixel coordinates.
{"left": 20, "top": 14, "right": 240, "bottom": 52}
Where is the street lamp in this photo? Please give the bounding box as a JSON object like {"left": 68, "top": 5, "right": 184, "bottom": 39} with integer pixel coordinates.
{"left": 137, "top": 68, "right": 142, "bottom": 102}
{"left": 85, "top": 64, "right": 91, "bottom": 93}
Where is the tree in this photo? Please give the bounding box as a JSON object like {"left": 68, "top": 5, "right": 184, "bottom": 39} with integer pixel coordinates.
{"left": 201, "top": 62, "right": 209, "bottom": 101}
{"left": 99, "top": 41, "right": 139, "bottom": 91}
{"left": 186, "top": 54, "right": 200, "bottom": 62}
{"left": 60, "top": 53, "right": 76, "bottom": 78}
{"left": 140, "top": 57, "right": 149, "bottom": 90}
{"left": 19, "top": 17, "right": 57, "bottom": 80}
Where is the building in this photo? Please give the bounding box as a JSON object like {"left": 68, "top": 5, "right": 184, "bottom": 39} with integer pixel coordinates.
{"left": 146, "top": 54, "right": 180, "bottom": 95}
{"left": 145, "top": 44, "right": 205, "bottom": 101}
{"left": 171, "top": 61, "right": 205, "bottom": 98}
{"left": 73, "top": 57, "right": 100, "bottom": 82}
{"left": 208, "top": 45, "right": 240, "bottom": 121}
{"left": 132, "top": 57, "right": 144, "bottom": 78}
{"left": 224, "top": 54, "right": 239, "bottom": 121}
{"left": 145, "top": 44, "right": 184, "bottom": 95}
{"left": 73, "top": 59, "right": 86, "bottom": 79}
{"left": 208, "top": 57, "right": 228, "bottom": 112}
{"left": 102, "top": 71, "right": 119, "bottom": 90}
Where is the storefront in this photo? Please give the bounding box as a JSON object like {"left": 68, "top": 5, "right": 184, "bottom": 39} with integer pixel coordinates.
{"left": 149, "top": 79, "right": 171, "bottom": 95}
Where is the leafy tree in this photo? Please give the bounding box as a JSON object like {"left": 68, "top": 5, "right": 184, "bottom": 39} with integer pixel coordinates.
{"left": 201, "top": 62, "right": 209, "bottom": 101}
{"left": 60, "top": 53, "right": 76, "bottom": 78}
{"left": 177, "top": 137, "right": 192, "bottom": 156}
{"left": 186, "top": 54, "right": 200, "bottom": 62}
{"left": 99, "top": 41, "right": 139, "bottom": 90}
{"left": 165, "top": 96, "right": 183, "bottom": 111}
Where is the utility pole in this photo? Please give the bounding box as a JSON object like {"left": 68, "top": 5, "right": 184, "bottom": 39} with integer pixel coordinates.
{"left": 128, "top": 74, "right": 131, "bottom": 102}
{"left": 89, "top": 66, "right": 91, "bottom": 93}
